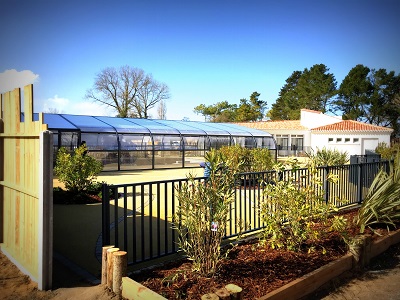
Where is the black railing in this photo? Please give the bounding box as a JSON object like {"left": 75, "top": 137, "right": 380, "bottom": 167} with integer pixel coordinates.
{"left": 101, "top": 160, "right": 391, "bottom": 267}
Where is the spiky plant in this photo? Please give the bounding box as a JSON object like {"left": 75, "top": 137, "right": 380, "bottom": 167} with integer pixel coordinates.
{"left": 307, "top": 147, "right": 349, "bottom": 167}
{"left": 356, "top": 152, "right": 400, "bottom": 233}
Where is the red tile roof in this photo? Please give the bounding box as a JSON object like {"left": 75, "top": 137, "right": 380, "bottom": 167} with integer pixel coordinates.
{"left": 235, "top": 120, "right": 308, "bottom": 130}
{"left": 236, "top": 119, "right": 393, "bottom": 133}
{"left": 312, "top": 120, "right": 393, "bottom": 132}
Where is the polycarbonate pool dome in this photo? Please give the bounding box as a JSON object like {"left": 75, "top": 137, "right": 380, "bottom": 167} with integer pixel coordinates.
{"left": 32, "top": 113, "right": 276, "bottom": 171}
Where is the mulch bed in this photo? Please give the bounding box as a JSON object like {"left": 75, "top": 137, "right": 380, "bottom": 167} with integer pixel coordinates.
{"left": 131, "top": 208, "right": 375, "bottom": 299}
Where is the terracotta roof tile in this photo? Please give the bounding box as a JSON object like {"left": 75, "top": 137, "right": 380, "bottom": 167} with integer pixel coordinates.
{"left": 235, "top": 120, "right": 308, "bottom": 130}
{"left": 312, "top": 120, "right": 393, "bottom": 132}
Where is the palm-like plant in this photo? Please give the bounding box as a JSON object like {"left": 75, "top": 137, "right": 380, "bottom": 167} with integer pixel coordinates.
{"left": 307, "top": 147, "right": 349, "bottom": 167}
{"left": 356, "top": 152, "right": 400, "bottom": 233}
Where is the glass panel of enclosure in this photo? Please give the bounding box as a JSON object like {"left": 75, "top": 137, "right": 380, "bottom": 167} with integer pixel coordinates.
{"left": 182, "top": 136, "right": 207, "bottom": 167}
{"left": 81, "top": 133, "right": 119, "bottom": 171}
{"left": 59, "top": 132, "right": 79, "bottom": 150}
{"left": 153, "top": 150, "right": 183, "bottom": 169}
{"left": 81, "top": 133, "right": 118, "bottom": 150}
{"left": 232, "top": 136, "right": 256, "bottom": 148}
{"left": 208, "top": 135, "right": 232, "bottom": 149}
{"left": 260, "top": 137, "right": 277, "bottom": 149}
{"left": 120, "top": 150, "right": 153, "bottom": 170}
{"left": 120, "top": 134, "right": 152, "bottom": 150}
{"left": 183, "top": 136, "right": 206, "bottom": 150}
{"left": 162, "top": 135, "right": 182, "bottom": 150}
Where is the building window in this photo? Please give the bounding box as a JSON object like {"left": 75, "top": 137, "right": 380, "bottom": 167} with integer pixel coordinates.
{"left": 336, "top": 138, "right": 342, "bottom": 143}
{"left": 275, "top": 134, "right": 289, "bottom": 150}
{"left": 353, "top": 138, "right": 359, "bottom": 143}
{"left": 345, "top": 138, "right": 350, "bottom": 143}
{"left": 291, "top": 135, "right": 304, "bottom": 150}
{"left": 328, "top": 138, "right": 333, "bottom": 143}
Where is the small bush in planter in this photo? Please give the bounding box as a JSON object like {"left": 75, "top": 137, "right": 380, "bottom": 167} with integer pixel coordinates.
{"left": 54, "top": 145, "right": 103, "bottom": 194}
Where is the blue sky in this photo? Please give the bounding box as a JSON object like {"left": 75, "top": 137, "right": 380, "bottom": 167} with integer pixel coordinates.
{"left": 1, "top": 0, "right": 399, "bottom": 121}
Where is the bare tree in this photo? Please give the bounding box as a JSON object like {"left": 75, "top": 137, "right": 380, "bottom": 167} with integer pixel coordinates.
{"left": 85, "top": 66, "right": 170, "bottom": 118}
{"left": 157, "top": 99, "right": 167, "bottom": 119}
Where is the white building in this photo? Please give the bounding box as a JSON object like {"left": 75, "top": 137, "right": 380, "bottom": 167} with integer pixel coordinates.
{"left": 237, "top": 109, "right": 393, "bottom": 157}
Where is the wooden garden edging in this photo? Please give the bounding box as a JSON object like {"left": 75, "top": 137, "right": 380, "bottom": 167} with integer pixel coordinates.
{"left": 259, "top": 228, "right": 400, "bottom": 300}
{"left": 110, "top": 228, "right": 400, "bottom": 300}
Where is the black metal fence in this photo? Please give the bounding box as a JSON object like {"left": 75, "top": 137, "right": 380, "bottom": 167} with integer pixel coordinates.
{"left": 102, "top": 160, "right": 391, "bottom": 267}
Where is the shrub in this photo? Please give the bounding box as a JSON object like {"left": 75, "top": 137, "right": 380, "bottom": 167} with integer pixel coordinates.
{"left": 54, "top": 145, "right": 103, "bottom": 194}
{"left": 174, "top": 149, "right": 237, "bottom": 276}
{"left": 259, "top": 162, "right": 346, "bottom": 252}
{"left": 217, "top": 145, "right": 275, "bottom": 173}
{"left": 307, "top": 147, "right": 349, "bottom": 167}
{"left": 356, "top": 152, "right": 400, "bottom": 233}
{"left": 251, "top": 147, "right": 275, "bottom": 172}
{"left": 375, "top": 142, "right": 400, "bottom": 160}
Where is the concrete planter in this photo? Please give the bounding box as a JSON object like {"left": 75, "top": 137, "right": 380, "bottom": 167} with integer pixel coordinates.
{"left": 120, "top": 229, "right": 400, "bottom": 300}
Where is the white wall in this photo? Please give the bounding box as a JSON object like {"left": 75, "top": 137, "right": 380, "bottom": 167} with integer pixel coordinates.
{"left": 300, "top": 110, "right": 342, "bottom": 129}
{"left": 311, "top": 132, "right": 391, "bottom": 155}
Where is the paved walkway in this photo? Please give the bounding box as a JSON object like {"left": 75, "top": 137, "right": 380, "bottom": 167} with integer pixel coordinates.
{"left": 308, "top": 243, "right": 400, "bottom": 300}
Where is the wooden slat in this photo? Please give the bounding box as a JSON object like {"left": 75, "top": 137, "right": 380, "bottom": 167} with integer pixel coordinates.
{"left": 0, "top": 84, "right": 48, "bottom": 282}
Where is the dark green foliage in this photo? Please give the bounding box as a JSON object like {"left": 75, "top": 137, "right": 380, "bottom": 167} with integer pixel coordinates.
{"left": 259, "top": 162, "right": 346, "bottom": 252}
{"left": 54, "top": 145, "right": 103, "bottom": 193}
{"left": 217, "top": 145, "right": 275, "bottom": 173}
{"left": 174, "top": 149, "right": 237, "bottom": 276}
{"left": 356, "top": 153, "right": 400, "bottom": 233}
{"left": 269, "top": 64, "right": 337, "bottom": 120}
{"left": 306, "top": 147, "right": 349, "bottom": 167}
{"left": 193, "top": 91, "right": 267, "bottom": 122}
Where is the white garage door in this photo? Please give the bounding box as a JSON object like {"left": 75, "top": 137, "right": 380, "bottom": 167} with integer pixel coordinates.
{"left": 362, "top": 138, "right": 378, "bottom": 154}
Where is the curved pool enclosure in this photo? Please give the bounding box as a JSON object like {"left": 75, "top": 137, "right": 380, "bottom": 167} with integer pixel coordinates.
{"left": 33, "top": 113, "right": 277, "bottom": 171}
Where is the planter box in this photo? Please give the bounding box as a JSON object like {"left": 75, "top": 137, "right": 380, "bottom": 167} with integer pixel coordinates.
{"left": 120, "top": 229, "right": 400, "bottom": 300}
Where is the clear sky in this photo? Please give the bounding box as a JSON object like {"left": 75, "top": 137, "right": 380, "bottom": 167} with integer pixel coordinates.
{"left": 1, "top": 0, "right": 399, "bottom": 121}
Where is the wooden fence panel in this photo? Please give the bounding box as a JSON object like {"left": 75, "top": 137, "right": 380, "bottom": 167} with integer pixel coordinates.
{"left": 0, "top": 85, "right": 53, "bottom": 290}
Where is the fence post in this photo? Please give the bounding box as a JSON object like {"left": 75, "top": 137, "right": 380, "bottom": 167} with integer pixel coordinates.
{"left": 357, "top": 163, "right": 363, "bottom": 204}
{"left": 102, "top": 183, "right": 111, "bottom": 246}
{"left": 38, "top": 130, "right": 53, "bottom": 290}
{"left": 323, "top": 166, "right": 329, "bottom": 204}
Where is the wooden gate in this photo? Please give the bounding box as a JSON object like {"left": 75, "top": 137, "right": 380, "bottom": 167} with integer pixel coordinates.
{"left": 0, "top": 84, "right": 53, "bottom": 290}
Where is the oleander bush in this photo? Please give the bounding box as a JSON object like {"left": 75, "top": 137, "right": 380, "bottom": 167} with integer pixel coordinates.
{"left": 174, "top": 149, "right": 237, "bottom": 276}
{"left": 259, "top": 159, "right": 346, "bottom": 252}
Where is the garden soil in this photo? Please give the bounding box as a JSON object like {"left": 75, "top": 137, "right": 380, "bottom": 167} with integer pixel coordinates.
{"left": 3, "top": 243, "right": 400, "bottom": 300}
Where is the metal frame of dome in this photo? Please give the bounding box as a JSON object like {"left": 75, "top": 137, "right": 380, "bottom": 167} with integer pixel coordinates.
{"left": 38, "top": 113, "right": 276, "bottom": 171}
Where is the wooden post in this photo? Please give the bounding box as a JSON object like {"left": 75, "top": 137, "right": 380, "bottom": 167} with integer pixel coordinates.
{"left": 101, "top": 245, "right": 115, "bottom": 285}
{"left": 225, "top": 284, "right": 243, "bottom": 300}
{"left": 112, "top": 251, "right": 127, "bottom": 296}
{"left": 215, "top": 287, "right": 230, "bottom": 299}
{"left": 106, "top": 247, "right": 119, "bottom": 290}
{"left": 201, "top": 293, "right": 219, "bottom": 300}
